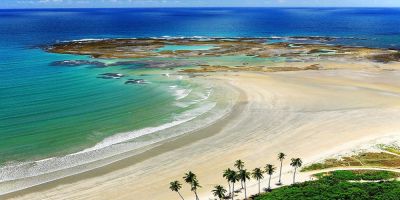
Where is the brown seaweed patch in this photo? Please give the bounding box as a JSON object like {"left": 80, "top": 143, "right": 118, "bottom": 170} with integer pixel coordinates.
{"left": 180, "top": 63, "right": 322, "bottom": 73}
{"left": 370, "top": 52, "right": 400, "bottom": 63}
{"left": 304, "top": 64, "right": 321, "bottom": 70}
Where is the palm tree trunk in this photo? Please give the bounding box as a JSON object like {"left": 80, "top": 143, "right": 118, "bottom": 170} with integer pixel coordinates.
{"left": 268, "top": 175, "right": 272, "bottom": 190}
{"left": 293, "top": 167, "right": 297, "bottom": 184}
{"left": 258, "top": 179, "right": 260, "bottom": 194}
{"left": 231, "top": 183, "right": 235, "bottom": 200}
{"left": 241, "top": 180, "right": 244, "bottom": 189}
{"left": 228, "top": 181, "right": 231, "bottom": 196}
{"left": 244, "top": 181, "right": 247, "bottom": 200}
{"left": 177, "top": 191, "right": 185, "bottom": 200}
{"left": 194, "top": 190, "right": 199, "bottom": 200}
{"left": 278, "top": 160, "right": 283, "bottom": 184}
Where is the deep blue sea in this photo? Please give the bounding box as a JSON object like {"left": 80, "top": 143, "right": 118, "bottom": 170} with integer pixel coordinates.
{"left": 1, "top": 8, "right": 400, "bottom": 48}
{"left": 1, "top": 7, "right": 400, "bottom": 194}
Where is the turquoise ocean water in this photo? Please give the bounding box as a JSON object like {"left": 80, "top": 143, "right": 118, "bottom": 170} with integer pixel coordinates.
{"left": 1, "top": 7, "right": 400, "bottom": 194}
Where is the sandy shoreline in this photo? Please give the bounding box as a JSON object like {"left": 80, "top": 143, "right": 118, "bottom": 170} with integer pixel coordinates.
{"left": 1, "top": 79, "right": 246, "bottom": 199}
{"left": 4, "top": 67, "right": 400, "bottom": 200}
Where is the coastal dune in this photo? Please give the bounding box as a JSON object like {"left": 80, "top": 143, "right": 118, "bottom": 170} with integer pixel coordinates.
{"left": 6, "top": 68, "right": 400, "bottom": 200}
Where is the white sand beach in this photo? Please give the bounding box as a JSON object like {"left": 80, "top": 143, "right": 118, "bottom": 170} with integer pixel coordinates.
{"left": 6, "top": 65, "right": 400, "bottom": 200}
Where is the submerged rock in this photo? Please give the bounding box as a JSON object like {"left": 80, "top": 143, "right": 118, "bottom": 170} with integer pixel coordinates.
{"left": 133, "top": 60, "right": 200, "bottom": 69}
{"left": 97, "top": 73, "right": 125, "bottom": 79}
{"left": 106, "top": 60, "right": 200, "bottom": 69}
{"left": 125, "top": 79, "right": 147, "bottom": 84}
{"left": 108, "top": 61, "right": 142, "bottom": 67}
{"left": 50, "top": 60, "right": 107, "bottom": 67}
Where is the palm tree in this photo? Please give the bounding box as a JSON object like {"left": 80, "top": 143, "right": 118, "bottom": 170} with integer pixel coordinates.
{"left": 290, "top": 158, "right": 303, "bottom": 184}
{"left": 183, "top": 171, "right": 200, "bottom": 200}
{"left": 183, "top": 171, "right": 196, "bottom": 184}
{"left": 227, "top": 170, "right": 238, "bottom": 200}
{"left": 265, "top": 164, "right": 276, "bottom": 191}
{"left": 234, "top": 159, "right": 245, "bottom": 170}
{"left": 191, "top": 179, "right": 201, "bottom": 200}
{"left": 212, "top": 185, "right": 227, "bottom": 200}
{"left": 251, "top": 168, "right": 264, "bottom": 194}
{"left": 169, "top": 180, "right": 185, "bottom": 200}
{"left": 277, "top": 152, "right": 286, "bottom": 185}
{"left": 238, "top": 169, "right": 251, "bottom": 199}
{"left": 223, "top": 168, "right": 234, "bottom": 196}
{"left": 234, "top": 160, "right": 245, "bottom": 189}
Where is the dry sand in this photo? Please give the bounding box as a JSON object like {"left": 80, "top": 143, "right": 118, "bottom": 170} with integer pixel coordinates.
{"left": 5, "top": 66, "right": 400, "bottom": 200}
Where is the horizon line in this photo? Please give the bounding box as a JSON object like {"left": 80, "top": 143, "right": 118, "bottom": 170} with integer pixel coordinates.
{"left": 1, "top": 6, "right": 400, "bottom": 10}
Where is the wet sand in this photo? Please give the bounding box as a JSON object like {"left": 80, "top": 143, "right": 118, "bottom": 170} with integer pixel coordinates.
{"left": 5, "top": 67, "right": 400, "bottom": 200}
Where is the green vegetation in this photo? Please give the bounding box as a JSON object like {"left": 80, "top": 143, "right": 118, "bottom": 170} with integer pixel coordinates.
{"left": 302, "top": 152, "right": 400, "bottom": 172}
{"left": 314, "top": 170, "right": 400, "bottom": 181}
{"left": 254, "top": 178, "right": 400, "bottom": 200}
{"left": 255, "top": 170, "right": 400, "bottom": 200}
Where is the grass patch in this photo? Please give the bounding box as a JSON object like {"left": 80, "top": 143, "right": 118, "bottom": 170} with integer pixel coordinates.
{"left": 302, "top": 152, "right": 400, "bottom": 172}
{"left": 301, "top": 159, "right": 349, "bottom": 171}
{"left": 378, "top": 144, "right": 400, "bottom": 155}
{"left": 314, "top": 170, "right": 400, "bottom": 181}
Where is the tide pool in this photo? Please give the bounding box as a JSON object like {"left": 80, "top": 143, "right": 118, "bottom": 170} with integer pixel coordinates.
{"left": 155, "top": 45, "right": 216, "bottom": 52}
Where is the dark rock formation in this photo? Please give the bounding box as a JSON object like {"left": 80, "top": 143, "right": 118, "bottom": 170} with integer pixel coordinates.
{"left": 97, "top": 73, "right": 125, "bottom": 79}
